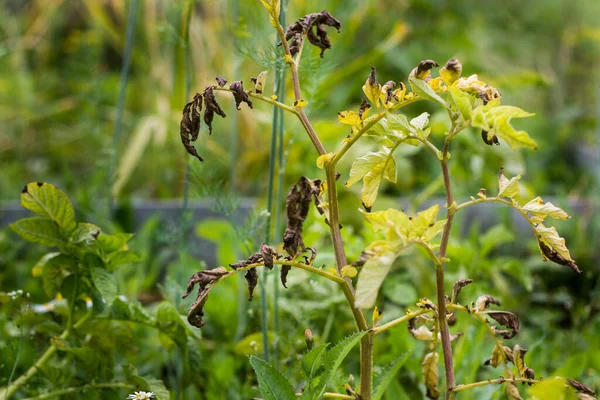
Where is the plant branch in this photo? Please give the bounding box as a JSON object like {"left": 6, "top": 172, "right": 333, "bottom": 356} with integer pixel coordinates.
{"left": 450, "top": 378, "right": 540, "bottom": 394}
{"left": 20, "top": 383, "right": 134, "bottom": 400}
{"left": 2, "top": 310, "right": 93, "bottom": 400}
{"left": 213, "top": 88, "right": 298, "bottom": 115}
{"left": 437, "top": 135, "right": 457, "bottom": 399}
{"left": 372, "top": 308, "right": 433, "bottom": 336}
{"left": 455, "top": 196, "right": 537, "bottom": 231}
{"left": 323, "top": 393, "right": 355, "bottom": 399}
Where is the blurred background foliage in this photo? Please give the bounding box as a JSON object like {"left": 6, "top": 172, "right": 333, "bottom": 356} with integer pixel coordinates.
{"left": 1, "top": 0, "right": 599, "bottom": 399}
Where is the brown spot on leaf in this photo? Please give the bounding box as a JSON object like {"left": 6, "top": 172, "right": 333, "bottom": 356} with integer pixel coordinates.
{"left": 538, "top": 239, "right": 581, "bottom": 273}
{"left": 359, "top": 97, "right": 371, "bottom": 119}
{"left": 230, "top": 81, "right": 253, "bottom": 110}
{"left": 284, "top": 11, "right": 341, "bottom": 57}
{"left": 37, "top": 182, "right": 44, "bottom": 187}
{"left": 481, "top": 130, "right": 500, "bottom": 146}
{"left": 21, "top": 185, "right": 28, "bottom": 194}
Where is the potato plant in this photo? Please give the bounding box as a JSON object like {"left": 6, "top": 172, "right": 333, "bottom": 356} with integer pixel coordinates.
{"left": 178, "top": 2, "right": 596, "bottom": 400}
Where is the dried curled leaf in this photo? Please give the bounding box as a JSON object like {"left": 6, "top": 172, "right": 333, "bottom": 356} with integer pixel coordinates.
{"left": 411, "top": 60, "right": 439, "bottom": 80}
{"left": 283, "top": 177, "right": 321, "bottom": 257}
{"left": 439, "top": 58, "right": 462, "bottom": 85}
{"left": 422, "top": 352, "right": 440, "bottom": 399}
{"left": 536, "top": 224, "right": 580, "bottom": 273}
{"left": 284, "top": 10, "right": 341, "bottom": 57}
{"left": 506, "top": 381, "right": 524, "bottom": 400}
{"left": 486, "top": 311, "right": 520, "bottom": 339}
{"left": 280, "top": 264, "right": 291, "bottom": 288}
{"left": 180, "top": 93, "right": 204, "bottom": 161}
{"left": 362, "top": 66, "right": 381, "bottom": 107}
{"left": 475, "top": 295, "right": 501, "bottom": 311}
{"left": 451, "top": 278, "right": 473, "bottom": 303}
{"left": 381, "top": 80, "right": 396, "bottom": 107}
{"left": 229, "top": 81, "right": 253, "bottom": 110}
{"left": 482, "top": 130, "right": 500, "bottom": 146}
{"left": 182, "top": 267, "right": 229, "bottom": 327}
{"left": 513, "top": 345, "right": 534, "bottom": 382}
{"left": 245, "top": 268, "right": 258, "bottom": 301}
{"left": 359, "top": 98, "right": 371, "bottom": 119}
{"left": 484, "top": 345, "right": 514, "bottom": 367}
{"left": 203, "top": 86, "right": 226, "bottom": 135}
{"left": 567, "top": 379, "right": 596, "bottom": 397}
{"left": 250, "top": 71, "right": 267, "bottom": 94}
{"left": 216, "top": 75, "right": 227, "bottom": 87}
{"left": 260, "top": 243, "right": 277, "bottom": 270}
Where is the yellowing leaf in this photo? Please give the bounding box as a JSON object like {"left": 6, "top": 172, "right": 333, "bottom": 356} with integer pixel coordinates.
{"left": 448, "top": 86, "right": 472, "bottom": 120}
{"left": 422, "top": 352, "right": 440, "bottom": 399}
{"left": 258, "top": 0, "right": 281, "bottom": 27}
{"left": 363, "top": 66, "right": 381, "bottom": 107}
{"left": 21, "top": 182, "right": 77, "bottom": 233}
{"left": 347, "top": 149, "right": 397, "bottom": 209}
{"left": 354, "top": 249, "right": 396, "bottom": 309}
{"left": 316, "top": 152, "right": 335, "bottom": 169}
{"left": 498, "top": 169, "right": 521, "bottom": 198}
{"left": 506, "top": 381, "right": 524, "bottom": 400}
{"left": 338, "top": 110, "right": 362, "bottom": 126}
{"left": 535, "top": 224, "right": 574, "bottom": 264}
{"left": 522, "top": 197, "right": 570, "bottom": 220}
{"left": 528, "top": 377, "right": 578, "bottom": 400}
{"left": 341, "top": 265, "right": 358, "bottom": 278}
{"left": 473, "top": 104, "right": 537, "bottom": 150}
{"left": 251, "top": 71, "right": 268, "bottom": 94}
{"left": 293, "top": 99, "right": 307, "bottom": 108}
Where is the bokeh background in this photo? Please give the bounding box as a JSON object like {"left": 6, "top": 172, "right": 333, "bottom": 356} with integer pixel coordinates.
{"left": 1, "top": 0, "right": 599, "bottom": 399}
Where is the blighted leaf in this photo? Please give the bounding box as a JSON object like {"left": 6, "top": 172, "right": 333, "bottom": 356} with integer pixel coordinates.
{"left": 216, "top": 75, "right": 227, "bottom": 87}
{"left": 481, "top": 129, "right": 500, "bottom": 146}
{"left": 451, "top": 278, "right": 473, "bottom": 304}
{"left": 284, "top": 10, "right": 341, "bottom": 57}
{"left": 408, "top": 318, "right": 434, "bottom": 341}
{"left": 422, "top": 352, "right": 440, "bottom": 399}
{"left": 513, "top": 345, "right": 529, "bottom": 378}
{"left": 363, "top": 66, "right": 382, "bottom": 107}
{"left": 20, "top": 182, "right": 77, "bottom": 233}
{"left": 522, "top": 197, "right": 570, "bottom": 221}
{"left": 567, "top": 380, "right": 596, "bottom": 397}
{"left": 475, "top": 295, "right": 501, "bottom": 311}
{"left": 359, "top": 97, "right": 372, "bottom": 119}
{"left": 283, "top": 177, "right": 320, "bottom": 257}
{"left": 250, "top": 71, "right": 267, "bottom": 94}
{"left": 354, "top": 248, "right": 396, "bottom": 309}
{"left": 392, "top": 82, "right": 407, "bottom": 103}
{"left": 280, "top": 265, "right": 291, "bottom": 288}
{"left": 182, "top": 267, "right": 228, "bottom": 328}
{"left": 535, "top": 224, "right": 580, "bottom": 273}
{"left": 472, "top": 103, "right": 537, "bottom": 150}
{"left": 203, "top": 86, "right": 226, "bottom": 135}
{"left": 507, "top": 381, "right": 524, "bottom": 400}
{"left": 230, "top": 81, "right": 253, "bottom": 110}
{"left": 487, "top": 344, "right": 504, "bottom": 368}
{"left": 180, "top": 93, "right": 204, "bottom": 161}
{"left": 411, "top": 60, "right": 439, "bottom": 80}
{"left": 439, "top": 58, "right": 462, "bottom": 85}
{"left": 346, "top": 148, "right": 397, "bottom": 209}
{"left": 381, "top": 80, "right": 396, "bottom": 108}
{"left": 486, "top": 311, "right": 519, "bottom": 339}
{"left": 498, "top": 169, "right": 521, "bottom": 198}
{"left": 245, "top": 268, "right": 259, "bottom": 301}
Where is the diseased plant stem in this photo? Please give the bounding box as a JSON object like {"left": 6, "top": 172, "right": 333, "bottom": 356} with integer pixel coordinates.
{"left": 451, "top": 378, "right": 540, "bottom": 393}
{"left": 20, "top": 383, "right": 134, "bottom": 400}
{"left": 438, "top": 137, "right": 457, "bottom": 399}
{"left": 3, "top": 310, "right": 92, "bottom": 400}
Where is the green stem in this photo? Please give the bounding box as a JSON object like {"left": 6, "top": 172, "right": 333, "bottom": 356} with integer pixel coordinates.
{"left": 21, "top": 383, "right": 134, "bottom": 400}
{"left": 450, "top": 378, "right": 540, "bottom": 394}
{"left": 372, "top": 308, "right": 433, "bottom": 336}
{"left": 323, "top": 393, "right": 355, "bottom": 399}
{"left": 3, "top": 310, "right": 93, "bottom": 399}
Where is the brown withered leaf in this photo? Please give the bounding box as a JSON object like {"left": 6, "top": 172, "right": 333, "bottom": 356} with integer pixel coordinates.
{"left": 382, "top": 80, "right": 396, "bottom": 104}
{"left": 180, "top": 93, "right": 204, "bottom": 161}
{"left": 538, "top": 240, "right": 581, "bottom": 273}
{"left": 182, "top": 267, "right": 229, "bottom": 327}
{"left": 284, "top": 10, "right": 341, "bottom": 57}
{"left": 203, "top": 86, "right": 226, "bottom": 135}
{"left": 567, "top": 379, "right": 596, "bottom": 397}
{"left": 245, "top": 268, "right": 258, "bottom": 301}
{"left": 506, "top": 381, "right": 524, "bottom": 400}
{"left": 230, "top": 81, "right": 253, "bottom": 110}
{"left": 351, "top": 251, "right": 368, "bottom": 267}
{"left": 280, "top": 265, "right": 291, "bottom": 288}
{"left": 451, "top": 278, "right": 473, "bottom": 304}
{"left": 283, "top": 177, "right": 321, "bottom": 256}
{"left": 481, "top": 130, "right": 500, "bottom": 146}
{"left": 359, "top": 97, "right": 371, "bottom": 119}
{"left": 412, "top": 60, "right": 439, "bottom": 79}
{"left": 216, "top": 75, "right": 227, "bottom": 87}
{"left": 475, "top": 295, "right": 501, "bottom": 311}
{"left": 486, "top": 311, "right": 520, "bottom": 339}
{"left": 260, "top": 243, "right": 277, "bottom": 270}
{"left": 513, "top": 345, "right": 531, "bottom": 380}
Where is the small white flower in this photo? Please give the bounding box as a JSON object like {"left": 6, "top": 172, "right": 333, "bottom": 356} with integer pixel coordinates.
{"left": 127, "top": 391, "right": 155, "bottom": 400}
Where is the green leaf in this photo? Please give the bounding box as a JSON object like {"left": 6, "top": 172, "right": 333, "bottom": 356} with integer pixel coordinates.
{"left": 386, "top": 113, "right": 412, "bottom": 133}
{"left": 10, "top": 217, "right": 66, "bottom": 248}
{"left": 316, "top": 331, "right": 368, "bottom": 397}
{"left": 42, "top": 254, "right": 75, "bottom": 297}
{"left": 301, "top": 343, "right": 328, "bottom": 389}
{"left": 346, "top": 149, "right": 397, "bottom": 209}
{"left": 70, "top": 223, "right": 101, "bottom": 245}
{"left": 355, "top": 250, "right": 397, "bottom": 309}
{"left": 108, "top": 250, "right": 141, "bottom": 267}
{"left": 96, "top": 232, "right": 134, "bottom": 253}
{"left": 373, "top": 352, "right": 412, "bottom": 400}
{"left": 498, "top": 170, "right": 521, "bottom": 198}
{"left": 448, "top": 86, "right": 472, "bottom": 120}
{"left": 249, "top": 356, "right": 296, "bottom": 400}
{"left": 20, "top": 182, "right": 77, "bottom": 233}
{"left": 91, "top": 267, "right": 117, "bottom": 305}
{"left": 528, "top": 377, "right": 579, "bottom": 400}
{"left": 123, "top": 364, "right": 170, "bottom": 400}
{"left": 408, "top": 76, "right": 447, "bottom": 107}
{"left": 479, "top": 225, "right": 515, "bottom": 257}
{"left": 144, "top": 377, "right": 170, "bottom": 400}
